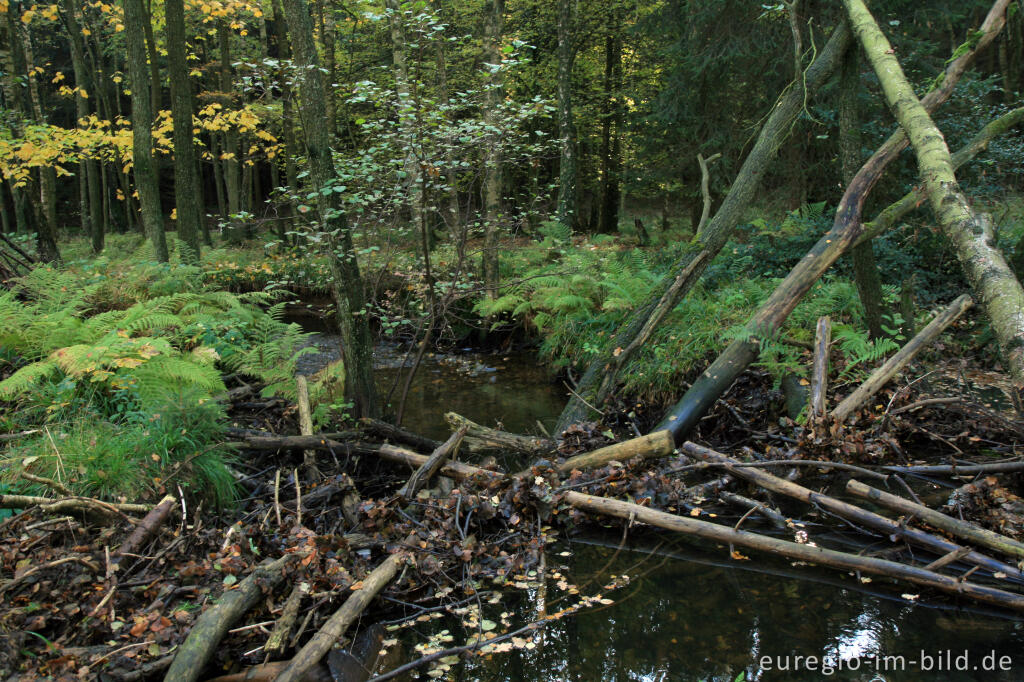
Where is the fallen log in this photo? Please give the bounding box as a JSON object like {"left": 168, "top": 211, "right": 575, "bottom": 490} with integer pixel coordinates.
{"left": 831, "top": 294, "right": 974, "bottom": 423}
{"left": 357, "top": 442, "right": 503, "bottom": 481}
{"left": 811, "top": 316, "right": 831, "bottom": 419}
{"left": 565, "top": 490, "right": 1024, "bottom": 611}
{"left": 846, "top": 479, "right": 1024, "bottom": 561}
{"left": 719, "top": 491, "right": 788, "bottom": 529}
{"left": 274, "top": 550, "right": 407, "bottom": 682}
{"left": 164, "top": 552, "right": 304, "bottom": 682}
{"left": 398, "top": 425, "right": 468, "bottom": 500}
{"left": 681, "top": 442, "right": 1024, "bottom": 580}
{"left": 358, "top": 418, "right": 441, "bottom": 452}
{"left": 516, "top": 430, "right": 675, "bottom": 478}
{"left": 445, "top": 412, "right": 553, "bottom": 455}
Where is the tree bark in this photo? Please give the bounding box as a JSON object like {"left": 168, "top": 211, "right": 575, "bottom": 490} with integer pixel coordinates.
{"left": 123, "top": 0, "right": 169, "bottom": 261}
{"left": 282, "top": 0, "right": 379, "bottom": 418}
{"left": 597, "top": 12, "right": 622, "bottom": 235}
{"left": 166, "top": 0, "right": 204, "bottom": 262}
{"left": 845, "top": 0, "right": 1024, "bottom": 384}
{"left": 219, "top": 21, "right": 243, "bottom": 241}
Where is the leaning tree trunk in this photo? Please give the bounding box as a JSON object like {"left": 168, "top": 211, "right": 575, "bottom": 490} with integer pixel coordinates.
{"left": 166, "top": 0, "right": 204, "bottom": 263}
{"left": 841, "top": 48, "right": 886, "bottom": 339}
{"left": 844, "top": 0, "right": 1024, "bottom": 384}
{"left": 655, "top": 5, "right": 1017, "bottom": 442}
{"left": 123, "top": 0, "right": 169, "bottom": 262}
{"left": 553, "top": 21, "right": 852, "bottom": 434}
{"left": 282, "top": 0, "right": 379, "bottom": 418}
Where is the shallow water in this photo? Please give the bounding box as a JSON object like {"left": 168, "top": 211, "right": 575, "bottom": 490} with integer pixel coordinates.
{"left": 290, "top": 316, "right": 1024, "bottom": 680}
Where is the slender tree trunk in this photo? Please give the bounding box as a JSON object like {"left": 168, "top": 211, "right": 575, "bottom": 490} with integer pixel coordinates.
{"left": 386, "top": 0, "right": 423, "bottom": 246}
{"left": 63, "top": 0, "right": 95, "bottom": 246}
{"left": 271, "top": 0, "right": 298, "bottom": 239}
{"left": 481, "top": 0, "right": 505, "bottom": 298}
{"left": 434, "top": 34, "right": 462, "bottom": 246}
{"left": 555, "top": 0, "right": 579, "bottom": 230}
{"left": 124, "top": 0, "right": 169, "bottom": 261}
{"left": 841, "top": 48, "right": 886, "bottom": 339}
{"left": 143, "top": 0, "right": 162, "bottom": 116}
{"left": 282, "top": 0, "right": 378, "bottom": 418}
{"left": 219, "top": 21, "right": 242, "bottom": 240}
{"left": 165, "top": 0, "right": 204, "bottom": 262}
{"left": 12, "top": 14, "right": 60, "bottom": 261}
{"left": 597, "top": 13, "right": 622, "bottom": 235}
{"left": 845, "top": 0, "right": 1024, "bottom": 383}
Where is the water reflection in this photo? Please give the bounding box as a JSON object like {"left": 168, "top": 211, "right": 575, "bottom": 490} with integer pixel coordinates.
{"left": 404, "top": 533, "right": 1022, "bottom": 682}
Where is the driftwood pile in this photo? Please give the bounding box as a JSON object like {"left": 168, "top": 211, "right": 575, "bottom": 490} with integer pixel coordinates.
{"left": 3, "top": 339, "right": 1024, "bottom": 680}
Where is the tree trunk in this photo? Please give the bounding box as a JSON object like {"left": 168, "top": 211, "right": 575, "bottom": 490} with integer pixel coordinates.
{"left": 481, "top": 0, "right": 505, "bottom": 298}
{"left": 597, "top": 14, "right": 622, "bottom": 236}
{"left": 282, "top": 0, "right": 379, "bottom": 418}
{"left": 841, "top": 48, "right": 886, "bottom": 339}
{"left": 554, "top": 22, "right": 852, "bottom": 433}
{"left": 845, "top": 0, "right": 1024, "bottom": 384}
{"left": 124, "top": 0, "right": 169, "bottom": 261}
{"left": 555, "top": 0, "right": 578, "bottom": 230}
{"left": 165, "top": 0, "right": 204, "bottom": 263}
{"left": 219, "top": 21, "right": 243, "bottom": 241}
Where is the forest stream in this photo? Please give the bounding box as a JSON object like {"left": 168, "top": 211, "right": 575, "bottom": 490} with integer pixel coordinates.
{"left": 292, "top": 318, "right": 1024, "bottom": 681}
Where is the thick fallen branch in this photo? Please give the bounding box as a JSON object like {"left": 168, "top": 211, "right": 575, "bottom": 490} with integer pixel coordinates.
{"left": 719, "top": 491, "right": 788, "bottom": 529}
{"left": 565, "top": 490, "right": 1024, "bottom": 611}
{"left": 118, "top": 494, "right": 177, "bottom": 558}
{"left": 274, "top": 550, "right": 407, "bottom": 682}
{"left": 164, "top": 552, "right": 304, "bottom": 682}
{"left": 681, "top": 442, "right": 1024, "bottom": 579}
{"left": 846, "top": 479, "right": 1024, "bottom": 560}
{"left": 359, "top": 418, "right": 441, "bottom": 452}
{"left": 398, "top": 425, "right": 468, "bottom": 499}
{"left": 445, "top": 412, "right": 553, "bottom": 455}
{"left": 205, "top": 661, "right": 332, "bottom": 682}
{"left": 880, "top": 461, "right": 1024, "bottom": 476}
{"left": 831, "top": 294, "right": 974, "bottom": 423}
{"left": 0, "top": 494, "right": 149, "bottom": 518}
{"left": 518, "top": 430, "right": 675, "bottom": 478}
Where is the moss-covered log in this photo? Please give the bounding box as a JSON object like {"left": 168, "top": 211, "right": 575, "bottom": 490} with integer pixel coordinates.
{"left": 845, "top": 0, "right": 1024, "bottom": 384}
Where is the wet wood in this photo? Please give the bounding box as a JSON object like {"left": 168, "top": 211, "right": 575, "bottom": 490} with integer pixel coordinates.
{"left": 811, "top": 316, "right": 831, "bottom": 419}
{"left": 359, "top": 418, "right": 441, "bottom": 452}
{"left": 847, "top": 479, "right": 1024, "bottom": 560}
{"left": 831, "top": 294, "right": 974, "bottom": 423}
{"left": 880, "top": 461, "right": 1024, "bottom": 476}
{"left": 445, "top": 412, "right": 553, "bottom": 454}
{"left": 682, "top": 442, "right": 1024, "bottom": 579}
{"left": 164, "top": 552, "right": 304, "bottom": 682}
{"left": 274, "top": 550, "right": 406, "bottom": 682}
{"left": 565, "top": 490, "right": 1024, "bottom": 611}
{"left": 205, "top": 661, "right": 332, "bottom": 682}
{"left": 398, "top": 425, "right": 468, "bottom": 500}
{"left": 719, "top": 491, "right": 788, "bottom": 529}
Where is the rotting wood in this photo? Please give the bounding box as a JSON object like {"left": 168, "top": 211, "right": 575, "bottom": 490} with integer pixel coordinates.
{"left": 831, "top": 294, "right": 974, "bottom": 423}
{"left": 811, "top": 316, "right": 831, "bottom": 420}
{"left": 118, "top": 494, "right": 177, "bottom": 558}
{"left": 263, "top": 581, "right": 308, "bottom": 659}
{"left": 846, "top": 479, "right": 1024, "bottom": 560}
{"left": 358, "top": 442, "right": 504, "bottom": 481}
{"left": 358, "top": 418, "right": 441, "bottom": 452}
{"left": 923, "top": 547, "right": 974, "bottom": 572}
{"left": 273, "top": 550, "right": 407, "bottom": 682}
{"left": 445, "top": 412, "right": 553, "bottom": 455}
{"left": 564, "top": 490, "right": 1024, "bottom": 611}
{"left": 398, "top": 425, "right": 468, "bottom": 500}
{"left": 164, "top": 552, "right": 304, "bottom": 682}
{"left": 681, "top": 442, "right": 1024, "bottom": 579}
